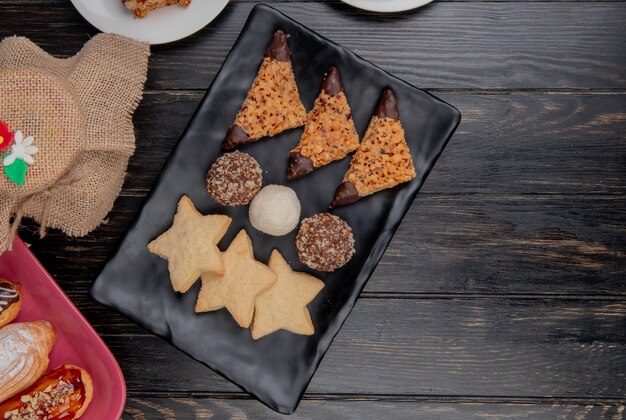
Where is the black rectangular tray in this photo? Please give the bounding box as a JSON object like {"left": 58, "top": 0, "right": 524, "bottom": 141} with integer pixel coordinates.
{"left": 91, "top": 4, "right": 461, "bottom": 414}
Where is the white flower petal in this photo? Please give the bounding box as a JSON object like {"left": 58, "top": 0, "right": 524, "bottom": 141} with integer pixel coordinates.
{"left": 12, "top": 145, "right": 25, "bottom": 158}
{"left": 22, "top": 154, "right": 34, "bottom": 165}
{"left": 3, "top": 154, "right": 16, "bottom": 166}
{"left": 21, "top": 136, "right": 34, "bottom": 147}
{"left": 13, "top": 131, "right": 23, "bottom": 145}
{"left": 24, "top": 146, "right": 38, "bottom": 155}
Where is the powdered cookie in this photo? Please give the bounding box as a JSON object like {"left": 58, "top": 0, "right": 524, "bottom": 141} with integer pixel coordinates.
{"left": 331, "top": 89, "right": 416, "bottom": 208}
{"left": 287, "top": 66, "right": 359, "bottom": 179}
{"left": 249, "top": 185, "right": 301, "bottom": 236}
{"left": 206, "top": 151, "right": 262, "bottom": 206}
{"left": 296, "top": 213, "right": 355, "bottom": 272}
{"left": 195, "top": 229, "right": 276, "bottom": 328}
{"left": 251, "top": 250, "right": 324, "bottom": 339}
{"left": 223, "top": 30, "right": 307, "bottom": 150}
{"left": 148, "top": 196, "right": 231, "bottom": 293}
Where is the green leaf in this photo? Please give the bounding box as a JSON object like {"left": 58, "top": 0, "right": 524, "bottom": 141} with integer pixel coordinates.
{"left": 3, "top": 155, "right": 28, "bottom": 186}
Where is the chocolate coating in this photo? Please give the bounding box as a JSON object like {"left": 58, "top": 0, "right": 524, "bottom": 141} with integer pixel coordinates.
{"left": 264, "top": 29, "right": 290, "bottom": 62}
{"left": 287, "top": 152, "right": 314, "bottom": 180}
{"left": 0, "top": 281, "right": 19, "bottom": 313}
{"left": 223, "top": 124, "right": 250, "bottom": 150}
{"left": 330, "top": 181, "right": 360, "bottom": 208}
{"left": 374, "top": 89, "right": 399, "bottom": 120}
{"left": 321, "top": 66, "right": 342, "bottom": 96}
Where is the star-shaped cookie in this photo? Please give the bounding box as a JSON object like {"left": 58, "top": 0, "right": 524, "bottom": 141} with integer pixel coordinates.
{"left": 251, "top": 250, "right": 324, "bottom": 339}
{"left": 147, "top": 195, "right": 231, "bottom": 293}
{"left": 195, "top": 229, "right": 277, "bottom": 328}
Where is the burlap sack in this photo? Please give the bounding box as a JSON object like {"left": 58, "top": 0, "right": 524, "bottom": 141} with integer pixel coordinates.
{"left": 0, "top": 34, "right": 150, "bottom": 253}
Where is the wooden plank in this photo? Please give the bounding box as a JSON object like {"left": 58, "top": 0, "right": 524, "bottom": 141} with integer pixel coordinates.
{"left": 122, "top": 398, "right": 626, "bottom": 419}
{"left": 372, "top": 195, "right": 626, "bottom": 295}
{"left": 1, "top": 3, "right": 625, "bottom": 89}
{"left": 19, "top": 88, "right": 626, "bottom": 296}
{"left": 1, "top": 0, "right": 623, "bottom": 415}
{"left": 92, "top": 299, "right": 626, "bottom": 397}
{"left": 113, "top": 91, "right": 626, "bottom": 195}
{"left": 19, "top": 193, "right": 626, "bottom": 296}
{"left": 426, "top": 93, "right": 626, "bottom": 195}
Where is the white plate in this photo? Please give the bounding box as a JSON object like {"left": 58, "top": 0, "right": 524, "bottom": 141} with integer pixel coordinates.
{"left": 340, "top": 0, "right": 433, "bottom": 12}
{"left": 71, "top": 0, "right": 230, "bottom": 45}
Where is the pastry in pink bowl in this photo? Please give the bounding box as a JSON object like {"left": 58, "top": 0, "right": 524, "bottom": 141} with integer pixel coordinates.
{"left": 0, "top": 236, "right": 125, "bottom": 419}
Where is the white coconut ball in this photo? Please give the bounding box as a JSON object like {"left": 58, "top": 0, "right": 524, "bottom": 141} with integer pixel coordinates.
{"left": 249, "top": 185, "right": 301, "bottom": 236}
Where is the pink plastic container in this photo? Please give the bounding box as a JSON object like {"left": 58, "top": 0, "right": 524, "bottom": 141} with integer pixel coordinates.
{"left": 0, "top": 236, "right": 126, "bottom": 419}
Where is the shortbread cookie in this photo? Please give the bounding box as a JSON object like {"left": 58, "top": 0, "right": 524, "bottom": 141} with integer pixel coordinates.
{"left": 206, "top": 151, "right": 262, "bottom": 206}
{"left": 287, "top": 66, "right": 359, "bottom": 179}
{"left": 0, "top": 279, "right": 22, "bottom": 328}
{"left": 251, "top": 250, "right": 324, "bottom": 339}
{"left": 148, "top": 196, "right": 231, "bottom": 293}
{"left": 223, "top": 30, "right": 307, "bottom": 150}
{"left": 123, "top": 0, "right": 191, "bottom": 18}
{"left": 296, "top": 213, "right": 355, "bottom": 272}
{"left": 331, "top": 89, "right": 416, "bottom": 208}
{"left": 195, "top": 229, "right": 276, "bottom": 328}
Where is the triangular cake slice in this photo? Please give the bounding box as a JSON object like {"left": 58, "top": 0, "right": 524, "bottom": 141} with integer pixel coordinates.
{"left": 223, "top": 30, "right": 307, "bottom": 150}
{"left": 287, "top": 66, "right": 360, "bottom": 179}
{"left": 331, "top": 89, "right": 416, "bottom": 207}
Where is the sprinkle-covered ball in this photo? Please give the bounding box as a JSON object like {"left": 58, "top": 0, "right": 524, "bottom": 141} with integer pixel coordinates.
{"left": 206, "top": 151, "right": 262, "bottom": 206}
{"left": 296, "top": 213, "right": 355, "bottom": 272}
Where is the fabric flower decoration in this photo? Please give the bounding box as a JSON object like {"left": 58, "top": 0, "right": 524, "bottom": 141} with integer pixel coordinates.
{"left": 0, "top": 121, "right": 14, "bottom": 153}
{"left": 3, "top": 130, "right": 38, "bottom": 186}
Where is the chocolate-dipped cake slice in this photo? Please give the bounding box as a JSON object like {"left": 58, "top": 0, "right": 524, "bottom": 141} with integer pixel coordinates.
{"left": 223, "top": 30, "right": 307, "bottom": 150}
{"left": 287, "top": 66, "right": 359, "bottom": 180}
{"left": 331, "top": 89, "right": 416, "bottom": 208}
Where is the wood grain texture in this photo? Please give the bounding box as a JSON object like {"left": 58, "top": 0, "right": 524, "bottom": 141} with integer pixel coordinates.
{"left": 19, "top": 194, "right": 626, "bottom": 295}
{"left": 114, "top": 91, "right": 626, "bottom": 195}
{"left": 14, "top": 90, "right": 626, "bottom": 295}
{"left": 2, "top": 0, "right": 625, "bottom": 416}
{"left": 89, "top": 299, "right": 626, "bottom": 398}
{"left": 427, "top": 93, "right": 626, "bottom": 195}
{"left": 374, "top": 195, "right": 626, "bottom": 294}
{"left": 122, "top": 398, "right": 626, "bottom": 419}
{"left": 1, "top": 3, "right": 625, "bottom": 89}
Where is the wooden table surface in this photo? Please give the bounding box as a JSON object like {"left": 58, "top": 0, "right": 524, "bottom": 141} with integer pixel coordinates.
{"left": 3, "top": 0, "right": 625, "bottom": 418}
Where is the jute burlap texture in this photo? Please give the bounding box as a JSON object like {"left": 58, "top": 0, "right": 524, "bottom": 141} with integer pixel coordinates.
{"left": 0, "top": 34, "right": 150, "bottom": 253}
